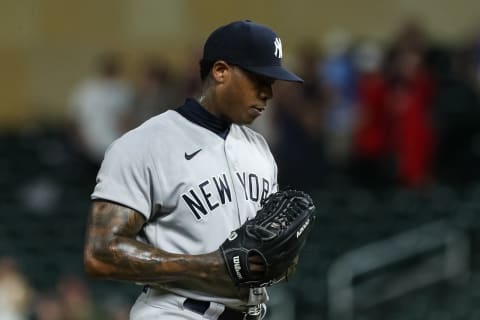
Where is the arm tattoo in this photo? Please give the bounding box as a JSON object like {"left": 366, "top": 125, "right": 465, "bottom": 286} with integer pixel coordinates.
{"left": 84, "top": 201, "right": 224, "bottom": 284}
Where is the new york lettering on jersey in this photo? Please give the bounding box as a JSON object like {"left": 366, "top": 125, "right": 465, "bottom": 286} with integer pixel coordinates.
{"left": 182, "top": 171, "right": 271, "bottom": 220}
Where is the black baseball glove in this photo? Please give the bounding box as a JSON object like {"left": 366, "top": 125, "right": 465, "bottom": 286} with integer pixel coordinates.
{"left": 219, "top": 189, "right": 316, "bottom": 287}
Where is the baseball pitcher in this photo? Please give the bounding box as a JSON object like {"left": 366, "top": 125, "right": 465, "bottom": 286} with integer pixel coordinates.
{"left": 84, "top": 20, "right": 315, "bottom": 320}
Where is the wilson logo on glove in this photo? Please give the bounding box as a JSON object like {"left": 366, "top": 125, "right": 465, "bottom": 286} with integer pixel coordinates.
{"left": 233, "top": 256, "right": 243, "bottom": 279}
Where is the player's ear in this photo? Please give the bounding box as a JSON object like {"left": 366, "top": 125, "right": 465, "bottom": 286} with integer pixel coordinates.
{"left": 211, "top": 60, "right": 231, "bottom": 84}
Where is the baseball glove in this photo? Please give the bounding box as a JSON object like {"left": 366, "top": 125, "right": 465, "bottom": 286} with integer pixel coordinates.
{"left": 219, "top": 189, "right": 316, "bottom": 287}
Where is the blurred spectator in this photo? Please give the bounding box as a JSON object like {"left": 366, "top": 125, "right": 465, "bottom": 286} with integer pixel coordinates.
{"left": 386, "top": 46, "right": 435, "bottom": 187}
{"left": 0, "top": 257, "right": 33, "bottom": 320}
{"left": 448, "top": 23, "right": 480, "bottom": 93}
{"left": 55, "top": 274, "right": 103, "bottom": 320}
{"left": 132, "top": 57, "right": 178, "bottom": 125}
{"left": 273, "top": 43, "right": 330, "bottom": 190}
{"left": 430, "top": 41, "right": 480, "bottom": 184}
{"left": 33, "top": 292, "right": 65, "bottom": 320}
{"left": 178, "top": 49, "right": 203, "bottom": 98}
{"left": 389, "top": 18, "right": 429, "bottom": 54}
{"left": 68, "top": 53, "right": 134, "bottom": 167}
{"left": 349, "top": 41, "right": 393, "bottom": 187}
{"left": 101, "top": 294, "right": 130, "bottom": 320}
{"left": 319, "top": 29, "right": 357, "bottom": 168}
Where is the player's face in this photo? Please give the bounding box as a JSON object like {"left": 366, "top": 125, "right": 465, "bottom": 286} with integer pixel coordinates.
{"left": 220, "top": 65, "right": 275, "bottom": 125}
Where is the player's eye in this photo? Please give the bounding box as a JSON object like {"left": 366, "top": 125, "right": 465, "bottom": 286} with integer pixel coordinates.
{"left": 244, "top": 70, "right": 275, "bottom": 87}
{"left": 256, "top": 75, "right": 275, "bottom": 87}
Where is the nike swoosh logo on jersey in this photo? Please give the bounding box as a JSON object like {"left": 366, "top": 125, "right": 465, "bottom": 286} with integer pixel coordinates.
{"left": 185, "top": 149, "right": 202, "bottom": 160}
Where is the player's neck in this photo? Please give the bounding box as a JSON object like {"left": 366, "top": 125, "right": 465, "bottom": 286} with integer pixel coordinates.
{"left": 197, "top": 92, "right": 225, "bottom": 121}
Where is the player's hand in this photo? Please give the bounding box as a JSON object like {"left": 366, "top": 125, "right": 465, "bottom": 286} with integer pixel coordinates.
{"left": 247, "top": 252, "right": 266, "bottom": 279}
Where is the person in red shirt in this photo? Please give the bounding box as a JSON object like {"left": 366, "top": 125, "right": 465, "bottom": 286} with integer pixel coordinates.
{"left": 387, "top": 48, "right": 435, "bottom": 187}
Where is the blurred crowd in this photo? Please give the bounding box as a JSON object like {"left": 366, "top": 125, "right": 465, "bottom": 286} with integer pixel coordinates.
{"left": 263, "top": 20, "right": 480, "bottom": 191}
{"left": 68, "top": 20, "right": 480, "bottom": 193}
{"left": 0, "top": 258, "right": 129, "bottom": 320}
{"left": 4, "top": 19, "right": 480, "bottom": 319}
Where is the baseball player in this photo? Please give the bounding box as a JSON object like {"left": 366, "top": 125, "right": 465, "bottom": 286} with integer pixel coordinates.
{"left": 83, "top": 20, "right": 303, "bottom": 320}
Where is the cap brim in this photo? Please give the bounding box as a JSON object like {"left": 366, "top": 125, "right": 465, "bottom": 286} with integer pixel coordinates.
{"left": 242, "top": 65, "right": 304, "bottom": 83}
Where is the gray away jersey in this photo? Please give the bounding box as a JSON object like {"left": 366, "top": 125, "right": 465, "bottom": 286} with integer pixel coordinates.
{"left": 91, "top": 109, "right": 278, "bottom": 306}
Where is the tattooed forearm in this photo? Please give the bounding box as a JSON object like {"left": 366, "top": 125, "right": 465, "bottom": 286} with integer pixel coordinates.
{"left": 83, "top": 201, "right": 225, "bottom": 284}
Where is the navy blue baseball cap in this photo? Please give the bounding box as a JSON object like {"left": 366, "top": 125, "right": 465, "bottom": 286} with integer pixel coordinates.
{"left": 202, "top": 20, "right": 303, "bottom": 83}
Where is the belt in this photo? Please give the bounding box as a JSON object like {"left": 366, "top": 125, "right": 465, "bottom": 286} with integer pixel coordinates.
{"left": 183, "top": 298, "right": 247, "bottom": 320}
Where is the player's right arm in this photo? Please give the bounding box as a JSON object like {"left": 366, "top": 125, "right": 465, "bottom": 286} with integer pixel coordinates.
{"left": 84, "top": 200, "right": 228, "bottom": 284}
{"left": 84, "top": 200, "right": 264, "bottom": 298}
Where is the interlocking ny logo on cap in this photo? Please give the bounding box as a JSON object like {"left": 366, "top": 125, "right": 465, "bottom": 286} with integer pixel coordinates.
{"left": 274, "top": 37, "right": 283, "bottom": 58}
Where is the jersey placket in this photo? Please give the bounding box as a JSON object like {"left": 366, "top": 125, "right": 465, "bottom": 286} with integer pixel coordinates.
{"left": 223, "top": 136, "right": 243, "bottom": 228}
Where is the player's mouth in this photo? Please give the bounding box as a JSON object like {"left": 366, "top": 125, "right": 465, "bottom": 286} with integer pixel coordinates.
{"left": 252, "top": 106, "right": 265, "bottom": 113}
{"left": 248, "top": 106, "right": 265, "bottom": 118}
